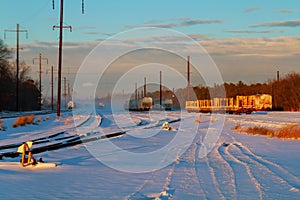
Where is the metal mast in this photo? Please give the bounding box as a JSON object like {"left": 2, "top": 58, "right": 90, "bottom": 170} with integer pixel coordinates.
{"left": 52, "top": 0, "right": 84, "bottom": 116}
{"left": 160, "top": 71, "right": 162, "bottom": 107}
{"left": 144, "top": 77, "right": 147, "bottom": 97}
{"left": 33, "top": 53, "right": 48, "bottom": 109}
{"left": 187, "top": 56, "right": 190, "bottom": 101}
{"left": 4, "top": 24, "right": 28, "bottom": 111}
{"left": 51, "top": 66, "right": 54, "bottom": 112}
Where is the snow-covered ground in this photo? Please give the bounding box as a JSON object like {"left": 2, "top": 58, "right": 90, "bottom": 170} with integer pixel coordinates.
{"left": 0, "top": 109, "right": 300, "bottom": 199}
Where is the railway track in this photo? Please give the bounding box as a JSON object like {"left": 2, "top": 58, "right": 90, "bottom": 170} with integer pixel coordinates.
{"left": 0, "top": 113, "right": 181, "bottom": 160}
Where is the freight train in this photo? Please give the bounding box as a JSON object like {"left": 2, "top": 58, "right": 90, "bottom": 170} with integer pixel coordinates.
{"left": 164, "top": 99, "right": 173, "bottom": 111}
{"left": 185, "top": 94, "right": 272, "bottom": 114}
{"left": 125, "top": 97, "right": 153, "bottom": 111}
{"left": 125, "top": 97, "right": 173, "bottom": 111}
{"left": 67, "top": 101, "right": 75, "bottom": 109}
{"left": 152, "top": 99, "right": 173, "bottom": 111}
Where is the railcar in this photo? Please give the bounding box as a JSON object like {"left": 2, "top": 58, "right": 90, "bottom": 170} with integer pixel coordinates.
{"left": 125, "top": 97, "right": 153, "bottom": 111}
{"left": 185, "top": 94, "right": 272, "bottom": 114}
{"left": 164, "top": 99, "right": 173, "bottom": 111}
{"left": 67, "top": 101, "right": 75, "bottom": 109}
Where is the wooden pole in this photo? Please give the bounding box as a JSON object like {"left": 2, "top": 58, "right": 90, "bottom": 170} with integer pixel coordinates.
{"left": 187, "top": 56, "right": 190, "bottom": 101}
{"left": 160, "top": 71, "right": 162, "bottom": 106}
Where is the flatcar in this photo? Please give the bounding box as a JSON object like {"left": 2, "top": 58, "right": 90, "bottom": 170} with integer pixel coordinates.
{"left": 185, "top": 94, "right": 272, "bottom": 114}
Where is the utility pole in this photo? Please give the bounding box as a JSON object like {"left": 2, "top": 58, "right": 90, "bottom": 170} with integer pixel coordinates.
{"left": 33, "top": 53, "right": 48, "bottom": 109}
{"left": 187, "top": 56, "right": 190, "bottom": 101}
{"left": 144, "top": 77, "right": 147, "bottom": 97}
{"left": 63, "top": 77, "right": 67, "bottom": 109}
{"left": 52, "top": 0, "right": 85, "bottom": 116}
{"left": 160, "top": 71, "right": 162, "bottom": 107}
{"left": 273, "top": 70, "right": 280, "bottom": 110}
{"left": 51, "top": 66, "right": 54, "bottom": 112}
{"left": 47, "top": 66, "right": 57, "bottom": 112}
{"left": 68, "top": 80, "right": 70, "bottom": 99}
{"left": 135, "top": 83, "right": 138, "bottom": 109}
{"left": 4, "top": 24, "right": 28, "bottom": 111}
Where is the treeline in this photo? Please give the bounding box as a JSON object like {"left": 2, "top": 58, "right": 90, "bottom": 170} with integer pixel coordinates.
{"left": 172, "top": 81, "right": 271, "bottom": 109}
{"left": 272, "top": 73, "right": 300, "bottom": 111}
{"left": 0, "top": 39, "right": 41, "bottom": 111}
{"left": 100, "top": 72, "right": 299, "bottom": 111}
{"left": 173, "top": 73, "right": 299, "bottom": 111}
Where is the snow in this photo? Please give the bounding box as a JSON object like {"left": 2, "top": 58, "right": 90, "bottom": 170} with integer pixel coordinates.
{"left": 0, "top": 109, "right": 300, "bottom": 199}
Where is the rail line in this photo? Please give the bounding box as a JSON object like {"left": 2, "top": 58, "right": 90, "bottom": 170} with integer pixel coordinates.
{"left": 0, "top": 113, "right": 181, "bottom": 160}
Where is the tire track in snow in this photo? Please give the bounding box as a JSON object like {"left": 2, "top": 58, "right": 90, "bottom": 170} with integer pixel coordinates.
{"left": 220, "top": 143, "right": 262, "bottom": 200}
{"left": 228, "top": 144, "right": 300, "bottom": 199}
{"left": 220, "top": 130, "right": 263, "bottom": 199}
{"left": 125, "top": 172, "right": 158, "bottom": 200}
{"left": 208, "top": 145, "right": 237, "bottom": 199}
{"left": 230, "top": 143, "right": 300, "bottom": 199}
{"left": 213, "top": 144, "right": 237, "bottom": 199}
{"left": 167, "top": 142, "right": 205, "bottom": 199}
{"left": 226, "top": 131, "right": 300, "bottom": 197}
{"left": 126, "top": 118, "right": 205, "bottom": 200}
{"left": 195, "top": 138, "right": 226, "bottom": 200}
{"left": 194, "top": 117, "right": 236, "bottom": 200}
{"left": 233, "top": 142, "right": 300, "bottom": 192}
{"left": 153, "top": 130, "right": 205, "bottom": 199}
{"left": 125, "top": 157, "right": 179, "bottom": 200}
{"left": 205, "top": 154, "right": 226, "bottom": 200}
{"left": 225, "top": 144, "right": 263, "bottom": 200}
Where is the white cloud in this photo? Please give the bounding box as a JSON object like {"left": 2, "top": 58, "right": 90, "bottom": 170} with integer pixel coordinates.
{"left": 225, "top": 29, "right": 284, "bottom": 34}
{"left": 16, "top": 35, "right": 300, "bottom": 95}
{"left": 250, "top": 20, "right": 300, "bottom": 28}
{"left": 244, "top": 6, "right": 260, "bottom": 13}
{"left": 201, "top": 36, "right": 300, "bottom": 57}
{"left": 275, "top": 10, "right": 300, "bottom": 13}
{"left": 125, "top": 18, "right": 223, "bottom": 29}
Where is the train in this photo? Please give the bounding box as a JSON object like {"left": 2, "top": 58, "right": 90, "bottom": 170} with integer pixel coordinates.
{"left": 125, "top": 97, "right": 153, "bottom": 111}
{"left": 152, "top": 99, "right": 173, "bottom": 111}
{"left": 67, "top": 101, "right": 75, "bottom": 109}
{"left": 185, "top": 94, "right": 272, "bottom": 114}
{"left": 125, "top": 97, "right": 173, "bottom": 111}
{"left": 164, "top": 99, "right": 173, "bottom": 111}
{"left": 98, "top": 102, "right": 105, "bottom": 108}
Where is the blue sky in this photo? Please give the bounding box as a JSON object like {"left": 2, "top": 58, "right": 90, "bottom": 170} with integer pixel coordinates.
{"left": 1, "top": 0, "right": 300, "bottom": 98}
{"left": 2, "top": 0, "right": 300, "bottom": 42}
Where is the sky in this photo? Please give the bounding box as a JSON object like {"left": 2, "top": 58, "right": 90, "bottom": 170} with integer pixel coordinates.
{"left": 1, "top": 0, "right": 300, "bottom": 98}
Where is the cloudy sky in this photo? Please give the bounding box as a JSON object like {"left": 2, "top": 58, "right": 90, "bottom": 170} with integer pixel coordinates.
{"left": 1, "top": 0, "right": 300, "bottom": 98}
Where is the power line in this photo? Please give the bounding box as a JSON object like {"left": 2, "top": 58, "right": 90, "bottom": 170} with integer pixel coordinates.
{"left": 33, "top": 53, "right": 48, "bottom": 110}
{"left": 4, "top": 24, "right": 28, "bottom": 111}
{"left": 52, "top": 0, "right": 85, "bottom": 116}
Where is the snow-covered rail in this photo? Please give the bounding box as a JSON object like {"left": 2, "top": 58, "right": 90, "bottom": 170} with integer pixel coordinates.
{"left": 0, "top": 113, "right": 181, "bottom": 160}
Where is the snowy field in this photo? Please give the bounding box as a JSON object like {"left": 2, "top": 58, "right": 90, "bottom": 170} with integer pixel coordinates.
{"left": 0, "top": 109, "right": 300, "bottom": 200}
